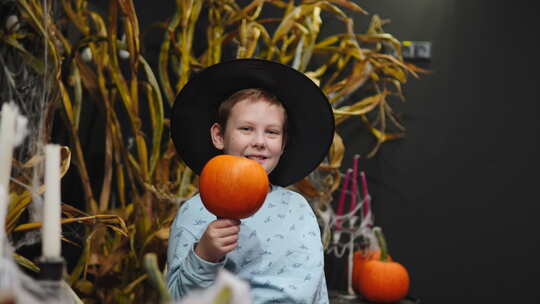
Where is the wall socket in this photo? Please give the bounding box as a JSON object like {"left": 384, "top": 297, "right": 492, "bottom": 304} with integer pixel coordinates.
{"left": 384, "top": 41, "right": 432, "bottom": 61}
{"left": 402, "top": 41, "right": 432, "bottom": 60}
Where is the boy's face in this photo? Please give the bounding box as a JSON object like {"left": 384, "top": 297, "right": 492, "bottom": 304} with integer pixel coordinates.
{"left": 211, "top": 98, "right": 286, "bottom": 174}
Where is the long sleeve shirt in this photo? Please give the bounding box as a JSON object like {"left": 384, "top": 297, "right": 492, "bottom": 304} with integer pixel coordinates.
{"left": 167, "top": 186, "right": 329, "bottom": 304}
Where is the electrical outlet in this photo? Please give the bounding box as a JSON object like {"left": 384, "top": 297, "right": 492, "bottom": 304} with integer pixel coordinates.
{"left": 382, "top": 40, "right": 432, "bottom": 61}
{"left": 402, "top": 41, "right": 432, "bottom": 60}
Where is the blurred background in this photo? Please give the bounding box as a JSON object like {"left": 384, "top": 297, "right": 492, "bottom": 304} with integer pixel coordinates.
{"left": 332, "top": 1, "right": 540, "bottom": 303}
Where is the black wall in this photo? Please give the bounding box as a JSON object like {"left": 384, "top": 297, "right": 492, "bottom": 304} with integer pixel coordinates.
{"left": 335, "top": 1, "right": 540, "bottom": 303}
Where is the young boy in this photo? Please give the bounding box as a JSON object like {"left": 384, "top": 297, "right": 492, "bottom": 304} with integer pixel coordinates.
{"left": 168, "top": 59, "right": 334, "bottom": 303}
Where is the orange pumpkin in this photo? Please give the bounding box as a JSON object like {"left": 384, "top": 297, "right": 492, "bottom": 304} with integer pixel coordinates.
{"left": 357, "top": 227, "right": 409, "bottom": 303}
{"left": 199, "top": 155, "right": 269, "bottom": 219}
{"left": 353, "top": 249, "right": 394, "bottom": 292}
{"left": 352, "top": 249, "right": 381, "bottom": 291}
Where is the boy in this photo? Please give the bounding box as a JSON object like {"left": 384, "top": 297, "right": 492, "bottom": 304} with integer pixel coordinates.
{"left": 168, "top": 59, "right": 334, "bottom": 303}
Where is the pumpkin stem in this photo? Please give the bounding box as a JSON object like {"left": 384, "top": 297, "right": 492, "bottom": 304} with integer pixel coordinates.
{"left": 373, "top": 226, "right": 390, "bottom": 262}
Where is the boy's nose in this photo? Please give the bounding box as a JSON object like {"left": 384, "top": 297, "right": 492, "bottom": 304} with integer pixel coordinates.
{"left": 251, "top": 132, "right": 266, "bottom": 149}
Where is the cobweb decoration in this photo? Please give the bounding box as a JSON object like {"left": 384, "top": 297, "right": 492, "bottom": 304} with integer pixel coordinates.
{"left": 0, "top": 0, "right": 60, "bottom": 231}
{"left": 0, "top": 255, "right": 75, "bottom": 304}
{"left": 320, "top": 155, "right": 378, "bottom": 298}
{"left": 0, "top": 133, "right": 74, "bottom": 303}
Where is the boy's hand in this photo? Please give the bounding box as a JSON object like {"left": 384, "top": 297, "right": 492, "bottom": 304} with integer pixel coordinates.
{"left": 195, "top": 218, "right": 241, "bottom": 263}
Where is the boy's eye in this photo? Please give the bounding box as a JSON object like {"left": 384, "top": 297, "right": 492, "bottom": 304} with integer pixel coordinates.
{"left": 239, "top": 126, "right": 252, "bottom": 131}
{"left": 267, "top": 129, "right": 281, "bottom": 135}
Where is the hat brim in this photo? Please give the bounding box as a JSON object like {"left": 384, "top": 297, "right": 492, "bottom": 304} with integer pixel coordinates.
{"left": 171, "top": 59, "right": 335, "bottom": 186}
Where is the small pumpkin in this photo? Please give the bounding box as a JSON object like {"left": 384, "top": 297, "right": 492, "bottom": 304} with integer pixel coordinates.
{"left": 199, "top": 155, "right": 269, "bottom": 219}
{"left": 352, "top": 249, "right": 382, "bottom": 292}
{"left": 357, "top": 227, "right": 409, "bottom": 303}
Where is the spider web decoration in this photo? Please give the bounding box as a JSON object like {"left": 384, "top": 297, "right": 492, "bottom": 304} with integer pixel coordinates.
{"left": 319, "top": 155, "right": 378, "bottom": 298}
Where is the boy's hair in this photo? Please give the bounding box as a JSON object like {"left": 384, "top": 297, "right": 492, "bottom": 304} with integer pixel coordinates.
{"left": 216, "top": 88, "right": 288, "bottom": 140}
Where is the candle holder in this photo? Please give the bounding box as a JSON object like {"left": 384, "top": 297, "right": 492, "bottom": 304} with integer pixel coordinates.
{"left": 323, "top": 155, "right": 375, "bottom": 299}
{"left": 34, "top": 256, "right": 74, "bottom": 303}
{"left": 36, "top": 256, "right": 65, "bottom": 281}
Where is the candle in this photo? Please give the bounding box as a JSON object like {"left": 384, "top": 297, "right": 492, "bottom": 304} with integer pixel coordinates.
{"left": 0, "top": 103, "right": 17, "bottom": 256}
{"left": 360, "top": 171, "right": 370, "bottom": 221}
{"left": 0, "top": 103, "right": 16, "bottom": 199}
{"left": 336, "top": 169, "right": 352, "bottom": 229}
{"left": 42, "top": 144, "right": 62, "bottom": 258}
{"left": 0, "top": 186, "right": 6, "bottom": 256}
{"left": 349, "top": 154, "right": 360, "bottom": 213}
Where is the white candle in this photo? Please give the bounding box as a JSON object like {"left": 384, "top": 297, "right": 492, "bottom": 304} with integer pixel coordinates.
{"left": 0, "top": 186, "right": 6, "bottom": 256}
{"left": 0, "top": 103, "right": 16, "bottom": 199}
{"left": 42, "top": 144, "right": 62, "bottom": 258}
{"left": 0, "top": 103, "right": 17, "bottom": 257}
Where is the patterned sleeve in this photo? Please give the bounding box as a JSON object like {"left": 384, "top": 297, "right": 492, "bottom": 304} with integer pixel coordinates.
{"left": 166, "top": 199, "right": 226, "bottom": 299}
{"left": 285, "top": 191, "right": 330, "bottom": 304}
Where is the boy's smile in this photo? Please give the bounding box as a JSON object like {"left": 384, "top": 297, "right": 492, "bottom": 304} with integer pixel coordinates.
{"left": 211, "top": 98, "right": 286, "bottom": 174}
